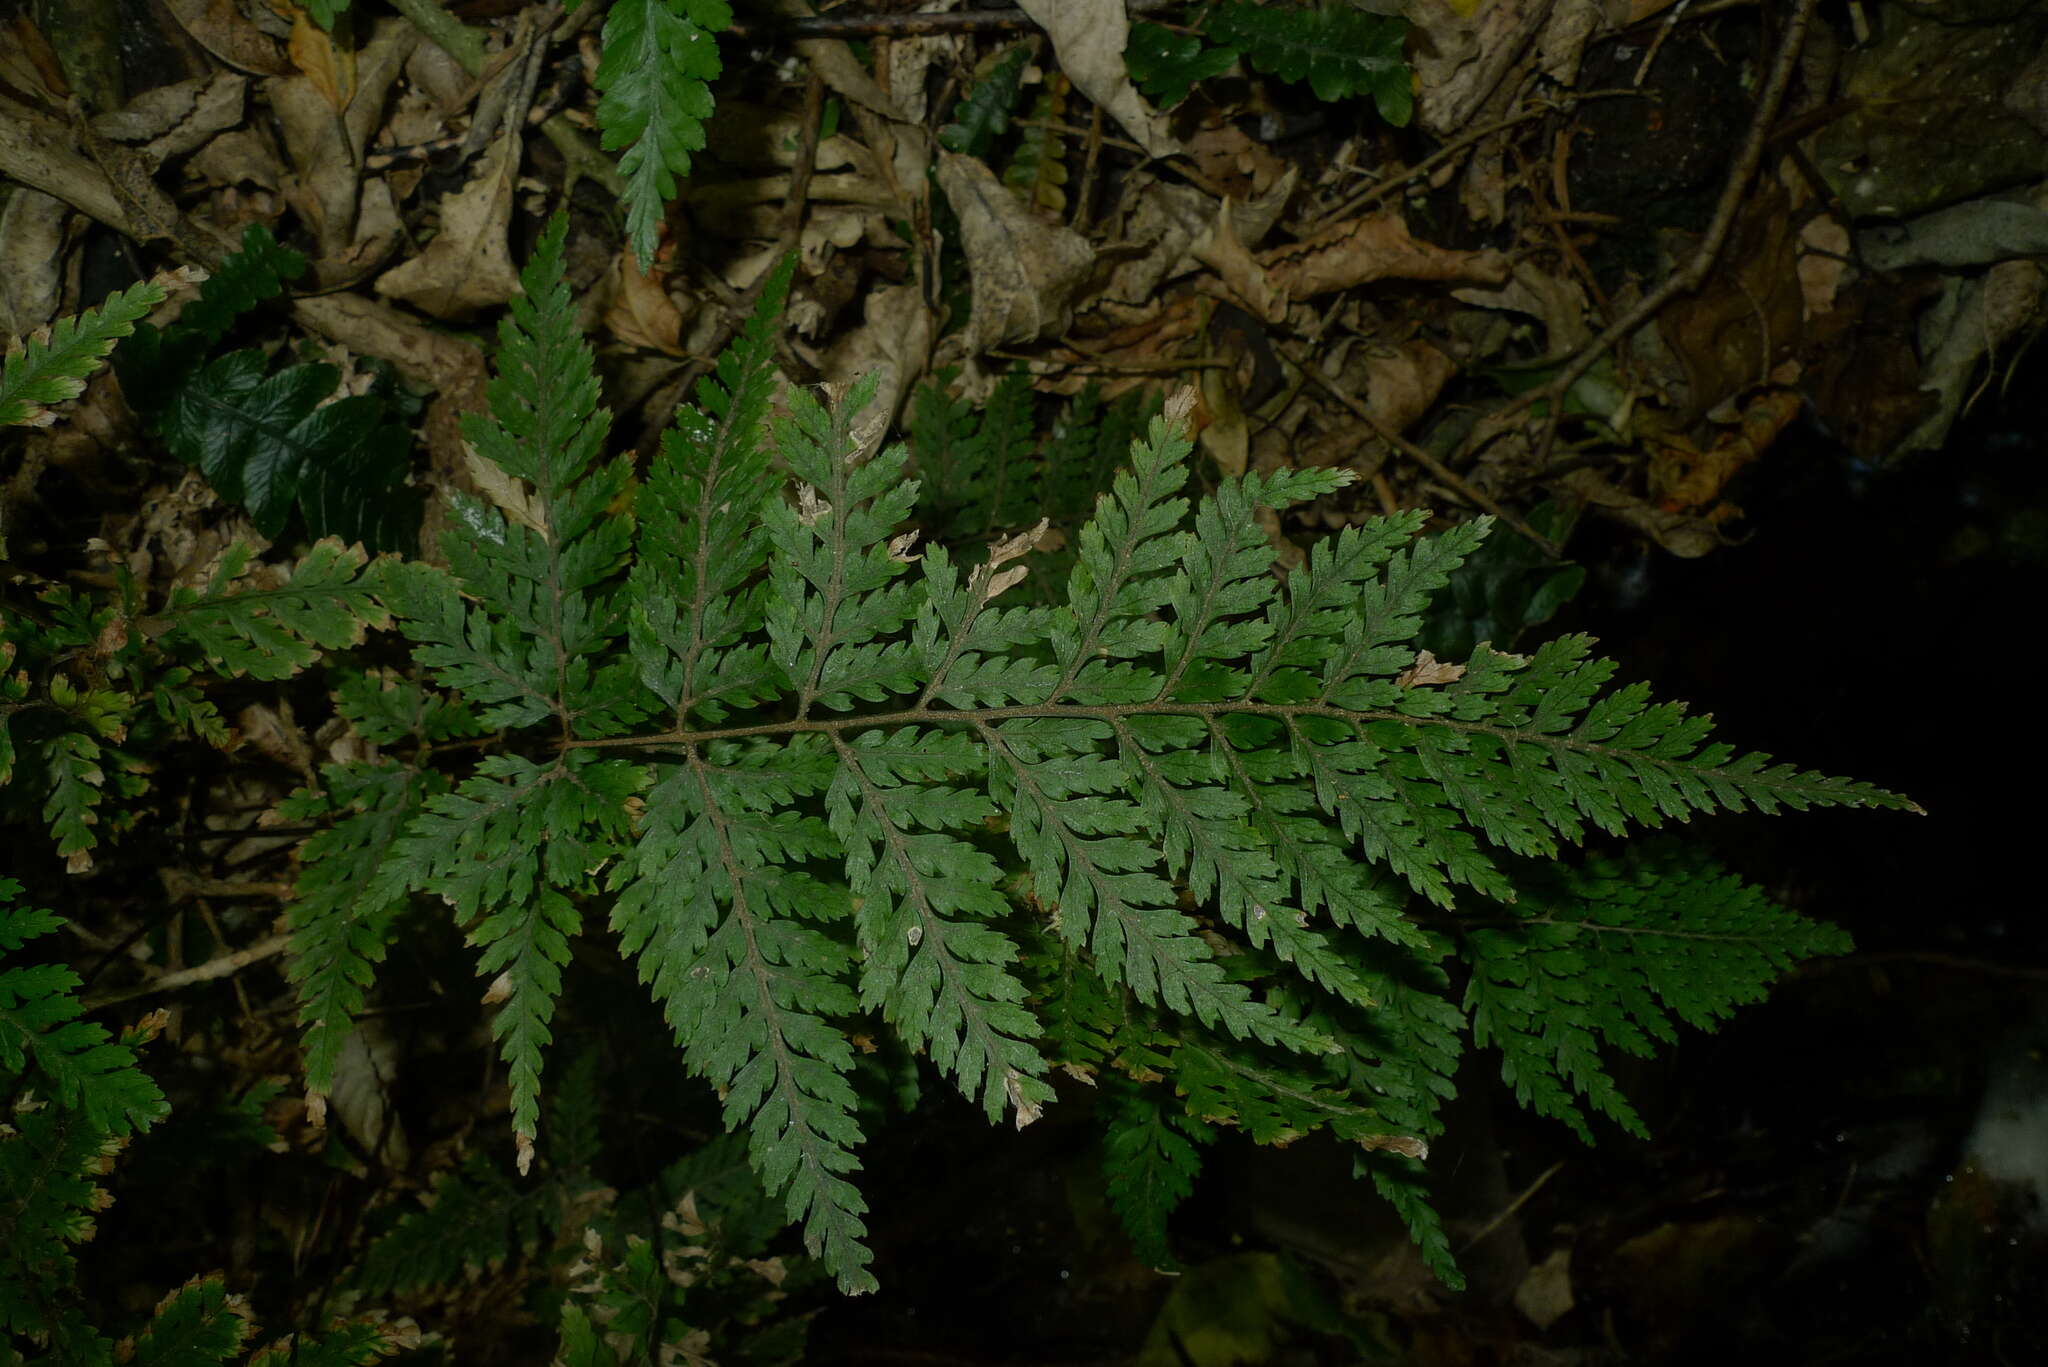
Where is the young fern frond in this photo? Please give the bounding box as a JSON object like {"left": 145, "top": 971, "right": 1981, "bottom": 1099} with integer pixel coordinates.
{"left": 345, "top": 218, "right": 1914, "bottom": 1294}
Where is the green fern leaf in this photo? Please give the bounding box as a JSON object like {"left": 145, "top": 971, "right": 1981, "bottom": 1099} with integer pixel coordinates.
{"left": 357, "top": 1152, "right": 552, "bottom": 1295}
{"left": 609, "top": 738, "right": 873, "bottom": 1291}
{"left": 0, "top": 278, "right": 166, "bottom": 429}
{"left": 385, "top": 217, "right": 643, "bottom": 737}
{"left": 282, "top": 739, "right": 445, "bottom": 1091}
{"left": 160, "top": 540, "right": 387, "bottom": 682}
{"left": 1463, "top": 846, "right": 1854, "bottom": 1140}
{"left": 2, "top": 876, "right": 170, "bottom": 1341}
{"left": 631, "top": 255, "right": 795, "bottom": 726}
{"left": 939, "top": 43, "right": 1031, "bottom": 156}
{"left": 123, "top": 223, "right": 303, "bottom": 374}
{"left": 1207, "top": 2, "right": 1413, "bottom": 124}
{"left": 1003, "top": 73, "right": 1071, "bottom": 213}
{"left": 1102, "top": 1088, "right": 1207, "bottom": 1269}
{"left": 38, "top": 729, "right": 108, "bottom": 868}
{"left": 1124, "top": 20, "right": 1238, "bottom": 109}
{"left": 0, "top": 878, "right": 168, "bottom": 1138}
{"left": 246, "top": 1320, "right": 411, "bottom": 1367}
{"left": 120, "top": 1275, "right": 255, "bottom": 1366}
{"left": 1366, "top": 1154, "right": 1462, "bottom": 1288}
{"left": 394, "top": 751, "right": 641, "bottom": 1164}
{"left": 372, "top": 224, "right": 1915, "bottom": 1297}
{"left": 825, "top": 726, "right": 1052, "bottom": 1122}
{"left": 593, "top": 0, "right": 733, "bottom": 270}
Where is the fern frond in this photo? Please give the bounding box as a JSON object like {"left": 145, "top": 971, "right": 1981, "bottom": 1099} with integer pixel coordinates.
{"left": 376, "top": 224, "right": 1913, "bottom": 1296}
{"left": 0, "top": 879, "right": 168, "bottom": 1138}
{"left": 939, "top": 43, "right": 1031, "bottom": 156}
{"left": 247, "top": 1320, "right": 412, "bottom": 1367}
{"left": 38, "top": 729, "right": 108, "bottom": 870}
{"left": 1330, "top": 938, "right": 1464, "bottom": 1141}
{"left": 631, "top": 256, "right": 795, "bottom": 727}
{"left": 1462, "top": 846, "right": 1852, "bottom": 1141}
{"left": 118, "top": 1275, "right": 255, "bottom": 1365}
{"left": 609, "top": 740, "right": 873, "bottom": 1291}
{"left": 2, "top": 879, "right": 169, "bottom": 1341}
{"left": 385, "top": 217, "right": 643, "bottom": 737}
{"left": 161, "top": 540, "right": 388, "bottom": 682}
{"left": 357, "top": 1153, "right": 553, "bottom": 1295}
{"left": 825, "top": 725, "right": 1051, "bottom": 1123}
{"left": 0, "top": 1103, "right": 118, "bottom": 1339}
{"left": 1101, "top": 1088, "right": 1207, "bottom": 1270}
{"left": 1366, "top": 1154, "right": 1461, "bottom": 1288}
{"left": 1206, "top": 2, "right": 1413, "bottom": 124}
{"left": 763, "top": 376, "right": 925, "bottom": 715}
{"left": 592, "top": 0, "right": 733, "bottom": 270}
{"left": 140, "top": 223, "right": 303, "bottom": 354}
{"left": 0, "top": 278, "right": 166, "bottom": 428}
{"left": 393, "top": 752, "right": 641, "bottom": 1166}
{"left": 283, "top": 732, "right": 446, "bottom": 1091}
{"left": 1003, "top": 71, "right": 1070, "bottom": 213}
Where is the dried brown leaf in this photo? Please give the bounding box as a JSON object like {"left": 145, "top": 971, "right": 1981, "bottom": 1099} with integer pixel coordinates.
{"left": 374, "top": 129, "right": 523, "bottom": 318}
{"left": 935, "top": 150, "right": 1093, "bottom": 354}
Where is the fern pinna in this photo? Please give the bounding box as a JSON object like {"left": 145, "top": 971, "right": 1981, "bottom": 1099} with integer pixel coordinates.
{"left": 291, "top": 217, "right": 1915, "bottom": 1294}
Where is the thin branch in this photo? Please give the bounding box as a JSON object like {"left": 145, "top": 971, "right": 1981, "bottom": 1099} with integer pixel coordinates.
{"left": 1304, "top": 88, "right": 1649, "bottom": 233}
{"left": 729, "top": 1, "right": 1175, "bottom": 40}
{"left": 83, "top": 933, "right": 290, "bottom": 1012}
{"left": 1274, "top": 337, "right": 1562, "bottom": 558}
{"left": 1473, "top": 0, "right": 1822, "bottom": 472}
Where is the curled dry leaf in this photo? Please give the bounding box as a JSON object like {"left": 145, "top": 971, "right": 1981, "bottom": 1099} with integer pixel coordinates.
{"left": 1395, "top": 650, "right": 1466, "bottom": 688}
{"left": 1016, "top": 0, "right": 1177, "bottom": 157}
{"left": 604, "top": 248, "right": 689, "bottom": 355}
{"left": 1360, "top": 1132, "right": 1431, "bottom": 1159}
{"left": 1006, "top": 1068, "right": 1045, "bottom": 1129}
{"left": 936, "top": 150, "right": 1093, "bottom": 355}
{"left": 796, "top": 484, "right": 832, "bottom": 526}
{"left": 464, "top": 446, "right": 551, "bottom": 542}
{"left": 160, "top": 0, "right": 293, "bottom": 76}
{"left": 1193, "top": 202, "right": 1289, "bottom": 325}
{"left": 1266, "top": 210, "right": 1512, "bottom": 298}
{"left": 375, "top": 129, "right": 523, "bottom": 318}
{"left": 988, "top": 518, "right": 1050, "bottom": 570}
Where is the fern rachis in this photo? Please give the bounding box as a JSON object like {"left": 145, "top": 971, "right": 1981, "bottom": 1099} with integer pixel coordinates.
{"left": 286, "top": 216, "right": 1916, "bottom": 1295}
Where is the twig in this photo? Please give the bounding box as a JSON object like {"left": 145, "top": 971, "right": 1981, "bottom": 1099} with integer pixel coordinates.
{"left": 1459, "top": 1159, "right": 1565, "bottom": 1254}
{"left": 1498, "top": 0, "right": 1822, "bottom": 472}
{"left": 386, "top": 0, "right": 485, "bottom": 77}
{"left": 1304, "top": 88, "right": 1648, "bottom": 233}
{"left": 83, "top": 933, "right": 290, "bottom": 1012}
{"left": 1274, "top": 338, "right": 1562, "bottom": 558}
{"left": 729, "top": 1, "right": 1174, "bottom": 40}
{"left": 1633, "top": 0, "right": 1694, "bottom": 87}
{"left": 777, "top": 72, "right": 828, "bottom": 259}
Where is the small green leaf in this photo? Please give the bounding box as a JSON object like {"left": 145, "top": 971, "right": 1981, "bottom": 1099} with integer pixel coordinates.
{"left": 1124, "top": 21, "right": 1236, "bottom": 109}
